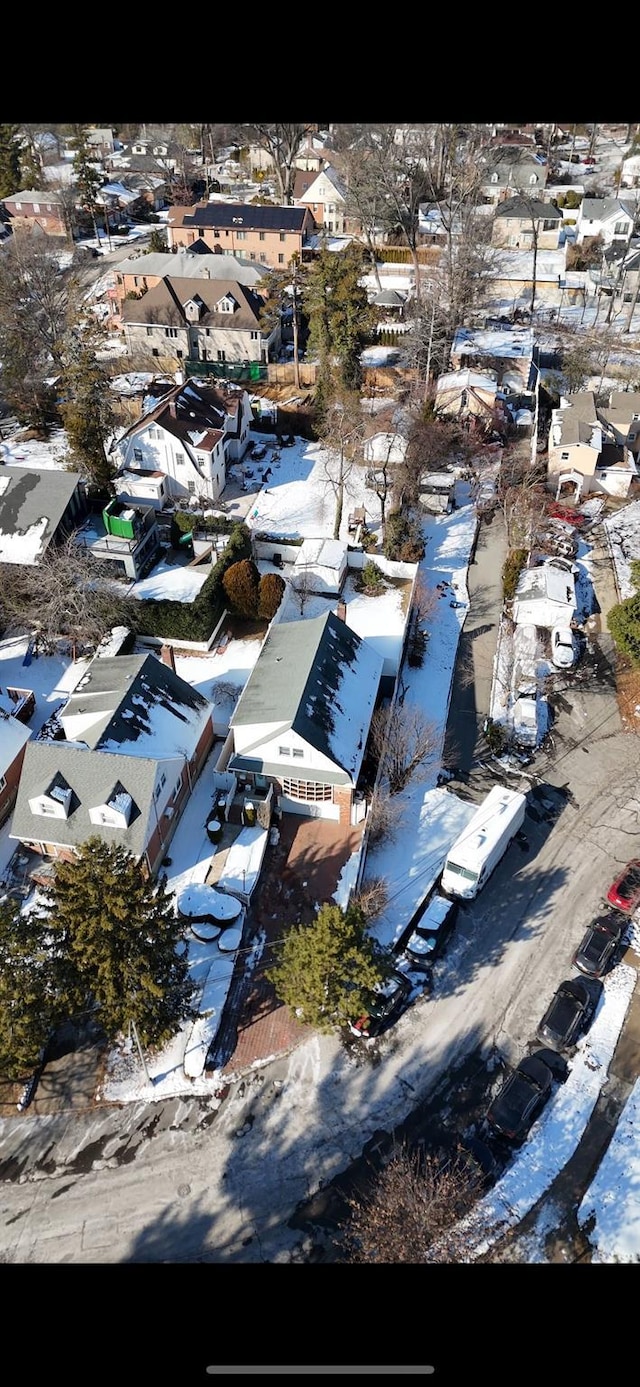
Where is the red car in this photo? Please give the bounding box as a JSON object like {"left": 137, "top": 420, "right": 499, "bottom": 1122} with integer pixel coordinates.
{"left": 606, "top": 859, "right": 640, "bottom": 914}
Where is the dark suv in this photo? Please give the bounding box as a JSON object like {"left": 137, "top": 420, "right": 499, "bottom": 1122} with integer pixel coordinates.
{"left": 486, "top": 1052, "right": 554, "bottom": 1143}
{"left": 349, "top": 970, "right": 412, "bottom": 1039}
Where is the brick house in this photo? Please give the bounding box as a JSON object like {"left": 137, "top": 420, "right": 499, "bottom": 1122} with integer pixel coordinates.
{"left": 1, "top": 189, "right": 68, "bottom": 240}
{"left": 0, "top": 715, "right": 32, "bottom": 829}
{"left": 167, "top": 201, "right": 316, "bottom": 268}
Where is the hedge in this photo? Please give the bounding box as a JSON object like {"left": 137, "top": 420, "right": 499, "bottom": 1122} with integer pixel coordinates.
{"left": 129, "top": 523, "right": 253, "bottom": 642}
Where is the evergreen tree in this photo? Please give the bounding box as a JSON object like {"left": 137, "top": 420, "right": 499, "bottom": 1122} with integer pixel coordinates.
{"left": 222, "top": 557, "right": 260, "bottom": 618}
{"left": 147, "top": 228, "right": 169, "bottom": 253}
{"left": 68, "top": 124, "right": 103, "bottom": 244}
{"left": 302, "top": 243, "right": 375, "bottom": 409}
{"left": 0, "top": 902, "right": 66, "bottom": 1080}
{"left": 266, "top": 902, "right": 391, "bottom": 1033}
{"left": 0, "top": 124, "right": 22, "bottom": 200}
{"left": 257, "top": 571, "right": 285, "bottom": 620}
{"left": 59, "top": 330, "right": 117, "bottom": 491}
{"left": 42, "top": 839, "right": 195, "bottom": 1048}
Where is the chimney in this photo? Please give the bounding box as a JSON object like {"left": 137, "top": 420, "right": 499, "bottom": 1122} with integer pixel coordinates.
{"left": 169, "top": 400, "right": 177, "bottom": 418}
{"left": 160, "top": 644, "right": 176, "bottom": 672}
{"left": 336, "top": 600, "right": 347, "bottom": 623}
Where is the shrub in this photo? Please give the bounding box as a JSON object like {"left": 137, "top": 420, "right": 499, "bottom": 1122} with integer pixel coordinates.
{"left": 383, "top": 511, "right": 425, "bottom": 562}
{"left": 222, "top": 557, "right": 261, "bottom": 618}
{"left": 502, "top": 548, "right": 528, "bottom": 603}
{"left": 358, "top": 560, "right": 386, "bottom": 593}
{"left": 258, "top": 571, "right": 285, "bottom": 620}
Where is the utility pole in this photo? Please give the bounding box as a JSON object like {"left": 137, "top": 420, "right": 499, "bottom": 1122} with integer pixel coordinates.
{"left": 424, "top": 298, "right": 436, "bottom": 398}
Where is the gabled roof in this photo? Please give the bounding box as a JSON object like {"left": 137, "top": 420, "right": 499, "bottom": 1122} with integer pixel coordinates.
{"left": 122, "top": 276, "right": 264, "bottom": 332}
{"left": 230, "top": 611, "right": 383, "bottom": 786}
{"left": 9, "top": 741, "right": 161, "bottom": 859}
{"left": 58, "top": 652, "right": 213, "bottom": 756}
{"left": 0, "top": 467, "right": 83, "bottom": 566}
{"left": 117, "top": 378, "right": 247, "bottom": 453}
{"left": 298, "top": 164, "right": 347, "bottom": 202}
{"left": 170, "top": 201, "right": 310, "bottom": 233}
{"left": 581, "top": 198, "right": 635, "bottom": 223}
{"left": 1, "top": 189, "right": 62, "bottom": 207}
{"left": 493, "top": 196, "right": 562, "bottom": 221}
{"left": 0, "top": 714, "right": 32, "bottom": 776}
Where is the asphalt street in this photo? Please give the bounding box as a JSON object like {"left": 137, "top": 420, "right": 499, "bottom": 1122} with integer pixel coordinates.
{"left": 0, "top": 508, "right": 638, "bottom": 1284}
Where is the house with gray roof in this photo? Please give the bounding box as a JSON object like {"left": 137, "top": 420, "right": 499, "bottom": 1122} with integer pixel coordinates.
{"left": 575, "top": 198, "right": 636, "bottom": 248}
{"left": 9, "top": 651, "right": 215, "bottom": 877}
{"left": 547, "top": 391, "right": 638, "bottom": 501}
{"left": 479, "top": 147, "right": 549, "bottom": 207}
{"left": 228, "top": 610, "right": 383, "bottom": 826}
{"left": 491, "top": 196, "right": 564, "bottom": 251}
{"left": 114, "top": 249, "right": 268, "bottom": 314}
{"left": 0, "top": 467, "right": 87, "bottom": 566}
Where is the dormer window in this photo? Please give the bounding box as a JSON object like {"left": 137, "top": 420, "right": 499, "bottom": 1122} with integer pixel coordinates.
{"left": 217, "top": 295, "right": 236, "bottom": 314}
{"left": 89, "top": 781, "right": 133, "bottom": 829}
{"left": 29, "top": 773, "right": 74, "bottom": 820}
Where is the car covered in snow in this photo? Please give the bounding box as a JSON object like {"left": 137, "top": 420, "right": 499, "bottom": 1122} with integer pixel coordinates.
{"left": 551, "top": 624, "right": 578, "bottom": 670}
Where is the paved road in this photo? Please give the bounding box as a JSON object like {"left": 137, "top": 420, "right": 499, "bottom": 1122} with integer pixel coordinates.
{"left": 0, "top": 511, "right": 638, "bottom": 1274}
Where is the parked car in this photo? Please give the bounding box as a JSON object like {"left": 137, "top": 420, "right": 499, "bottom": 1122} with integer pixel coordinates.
{"left": 536, "top": 978, "right": 593, "bottom": 1051}
{"left": 486, "top": 1052, "right": 554, "bottom": 1143}
{"left": 349, "top": 969, "right": 413, "bottom": 1039}
{"left": 551, "top": 624, "right": 578, "bottom": 670}
{"left": 572, "top": 914, "right": 624, "bottom": 978}
{"left": 606, "top": 859, "right": 640, "bottom": 914}
{"left": 403, "top": 894, "right": 458, "bottom": 965}
{"left": 251, "top": 443, "right": 268, "bottom": 462}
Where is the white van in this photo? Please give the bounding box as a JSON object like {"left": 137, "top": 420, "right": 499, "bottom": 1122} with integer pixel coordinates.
{"left": 440, "top": 785, "right": 527, "bottom": 900}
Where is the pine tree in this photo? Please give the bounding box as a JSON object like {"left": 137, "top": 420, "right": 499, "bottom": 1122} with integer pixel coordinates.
{"left": 59, "top": 331, "right": 117, "bottom": 491}
{"left": 266, "top": 902, "right": 391, "bottom": 1033}
{"left": 0, "top": 901, "right": 67, "bottom": 1080}
{"left": 302, "top": 243, "right": 375, "bottom": 406}
{"left": 0, "top": 124, "right": 22, "bottom": 200}
{"left": 257, "top": 571, "right": 285, "bottom": 620}
{"left": 222, "top": 557, "right": 260, "bottom": 618}
{"left": 42, "top": 839, "right": 195, "bottom": 1048}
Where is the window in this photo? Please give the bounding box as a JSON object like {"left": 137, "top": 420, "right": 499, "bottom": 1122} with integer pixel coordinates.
{"left": 236, "top": 231, "right": 247, "bottom": 241}
{"left": 292, "top": 748, "right": 304, "bottom": 760}
{"left": 250, "top": 330, "right": 259, "bottom": 340}
{"left": 214, "top": 229, "right": 220, "bottom": 239}
{"left": 260, "top": 253, "right": 267, "bottom": 263}
{"left": 15, "top": 201, "right": 22, "bottom": 210}
{"left": 217, "top": 349, "right": 226, "bottom": 362}
{"left": 146, "top": 326, "right": 153, "bottom": 336}
{"left": 134, "top": 447, "right": 143, "bottom": 461}
{"left": 529, "top": 175, "right": 539, "bottom": 185}
{"left": 490, "top": 173, "right": 498, "bottom": 184}
{"left": 259, "top": 232, "right": 265, "bottom": 241}
{"left": 187, "top": 480, "right": 196, "bottom": 493}
{"left": 614, "top": 221, "right": 628, "bottom": 235}
{"left": 561, "top": 451, "right": 570, "bottom": 460}
{"left": 152, "top": 348, "right": 159, "bottom": 357}
{"left": 282, "top": 778, "right": 332, "bottom": 802}
{"left": 165, "top": 327, "right": 178, "bottom": 338}
{"left": 33, "top": 202, "right": 40, "bottom": 213}
{"left": 154, "top": 772, "right": 167, "bottom": 799}
{"left": 249, "top": 252, "right": 256, "bottom": 261}
{"left": 278, "top": 746, "right": 291, "bottom": 757}
{"left": 279, "top": 233, "right": 286, "bottom": 243}
{"left": 278, "top": 254, "right": 284, "bottom": 264}
{"left": 149, "top": 427, "right": 159, "bottom": 439}
{"left": 0, "top": 774, "right": 6, "bottom": 792}
{"left": 176, "top": 349, "right": 183, "bottom": 359}
{"left": 173, "top": 774, "right": 183, "bottom": 797}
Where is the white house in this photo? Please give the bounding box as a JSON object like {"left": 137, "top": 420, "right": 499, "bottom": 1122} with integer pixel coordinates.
{"left": 575, "top": 198, "right": 636, "bottom": 248}
{"left": 227, "top": 610, "right": 383, "bottom": 826}
{"left": 512, "top": 559, "right": 577, "bottom": 629}
{"left": 111, "top": 377, "right": 253, "bottom": 509}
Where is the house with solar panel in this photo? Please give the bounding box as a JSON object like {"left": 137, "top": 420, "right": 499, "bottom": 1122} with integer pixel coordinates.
{"left": 9, "top": 651, "right": 215, "bottom": 879}
{"left": 167, "top": 201, "right": 316, "bottom": 269}
{"left": 227, "top": 610, "right": 383, "bottom": 826}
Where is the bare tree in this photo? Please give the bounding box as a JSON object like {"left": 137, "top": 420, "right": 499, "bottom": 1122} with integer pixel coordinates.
{"left": 318, "top": 390, "right": 365, "bottom": 539}
{"left": 0, "top": 535, "right": 136, "bottom": 656}
{"left": 290, "top": 564, "right": 316, "bottom": 616}
{"left": 370, "top": 700, "right": 438, "bottom": 794}
{"left": 339, "top": 1143, "right": 485, "bottom": 1263}
{"left": 351, "top": 876, "right": 389, "bottom": 923}
{"left": 365, "top": 787, "right": 406, "bottom": 846}
{"left": 236, "top": 124, "right": 313, "bottom": 204}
